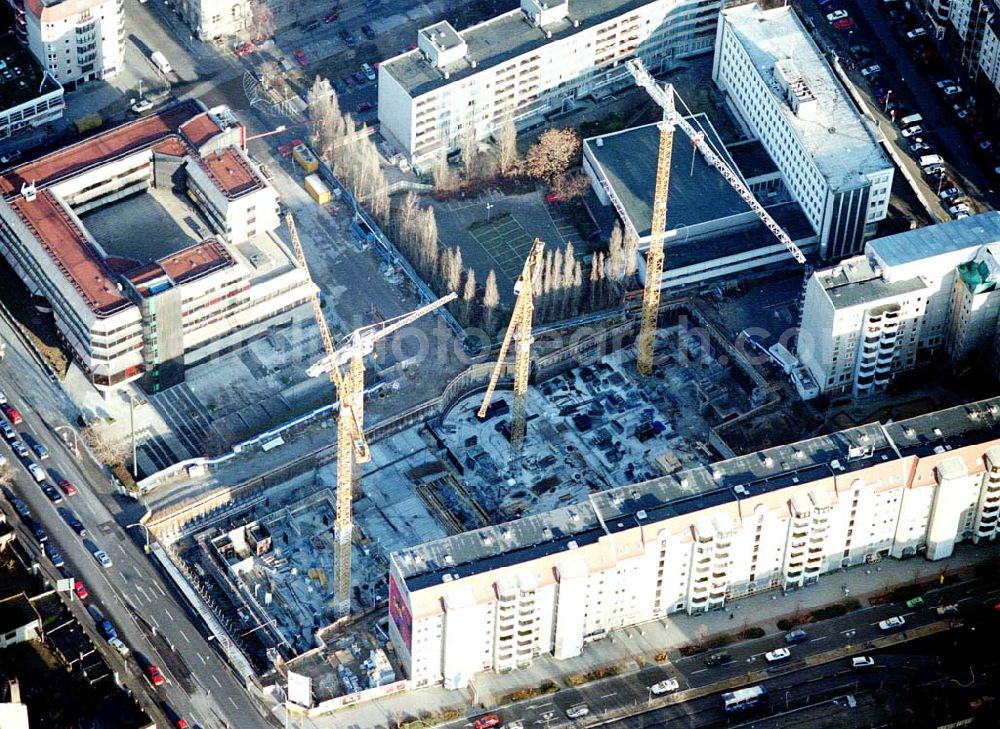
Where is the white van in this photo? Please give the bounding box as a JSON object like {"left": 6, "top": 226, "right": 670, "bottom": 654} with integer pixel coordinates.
{"left": 919, "top": 154, "right": 944, "bottom": 168}
{"left": 150, "top": 51, "right": 172, "bottom": 75}
{"left": 899, "top": 113, "right": 923, "bottom": 127}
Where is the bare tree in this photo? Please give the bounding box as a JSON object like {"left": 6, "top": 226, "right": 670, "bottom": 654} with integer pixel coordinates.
{"left": 418, "top": 207, "right": 439, "bottom": 278}
{"left": 524, "top": 128, "right": 581, "bottom": 182}
{"left": 483, "top": 269, "right": 500, "bottom": 334}
{"left": 307, "top": 76, "right": 335, "bottom": 157}
{"left": 461, "top": 267, "right": 477, "bottom": 325}
{"left": 250, "top": 0, "right": 276, "bottom": 42}
{"left": 432, "top": 150, "right": 459, "bottom": 193}
{"left": 0, "top": 462, "right": 13, "bottom": 486}
{"left": 589, "top": 251, "right": 607, "bottom": 308}
{"left": 559, "top": 242, "right": 576, "bottom": 319}
{"left": 395, "top": 192, "right": 420, "bottom": 245}
{"left": 607, "top": 221, "right": 626, "bottom": 283}
{"left": 622, "top": 224, "right": 639, "bottom": 279}
{"left": 550, "top": 171, "right": 591, "bottom": 201}
{"left": 460, "top": 117, "right": 479, "bottom": 179}
{"left": 496, "top": 109, "right": 519, "bottom": 177}
{"left": 82, "top": 423, "right": 130, "bottom": 466}
{"left": 571, "top": 259, "right": 584, "bottom": 317}
{"left": 442, "top": 246, "right": 464, "bottom": 294}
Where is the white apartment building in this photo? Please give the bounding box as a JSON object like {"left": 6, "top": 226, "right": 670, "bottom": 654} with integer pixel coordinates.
{"left": 797, "top": 212, "right": 1000, "bottom": 396}
{"left": 388, "top": 397, "right": 1000, "bottom": 689}
{"left": 712, "top": 4, "right": 893, "bottom": 260}
{"left": 23, "top": 0, "right": 124, "bottom": 87}
{"left": 378, "top": 0, "right": 724, "bottom": 169}
{"left": 0, "top": 102, "right": 313, "bottom": 393}
{"left": 177, "top": 0, "right": 252, "bottom": 41}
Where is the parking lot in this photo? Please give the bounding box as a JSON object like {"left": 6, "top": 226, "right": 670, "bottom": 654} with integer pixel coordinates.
{"left": 800, "top": 0, "right": 996, "bottom": 223}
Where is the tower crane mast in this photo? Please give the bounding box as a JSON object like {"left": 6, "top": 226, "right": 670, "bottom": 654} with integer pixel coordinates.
{"left": 478, "top": 239, "right": 545, "bottom": 461}
{"left": 285, "top": 213, "right": 454, "bottom": 616}
{"left": 624, "top": 59, "right": 805, "bottom": 375}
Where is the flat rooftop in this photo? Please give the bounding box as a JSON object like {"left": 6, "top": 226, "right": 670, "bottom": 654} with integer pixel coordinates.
{"left": 722, "top": 4, "right": 890, "bottom": 188}
{"left": 393, "top": 395, "right": 1000, "bottom": 592}
{"left": 867, "top": 211, "right": 1000, "bottom": 269}
{"left": 726, "top": 139, "right": 779, "bottom": 179}
{"left": 198, "top": 148, "right": 263, "bottom": 199}
{"left": 382, "top": 0, "right": 670, "bottom": 97}
{"left": 0, "top": 31, "right": 60, "bottom": 111}
{"left": 816, "top": 255, "right": 927, "bottom": 308}
{"left": 585, "top": 116, "right": 748, "bottom": 239}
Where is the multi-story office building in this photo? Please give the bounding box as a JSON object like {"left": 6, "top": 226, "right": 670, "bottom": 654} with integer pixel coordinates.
{"left": 712, "top": 3, "right": 893, "bottom": 260}
{"left": 0, "top": 31, "right": 63, "bottom": 140}
{"left": 0, "top": 101, "right": 313, "bottom": 394}
{"left": 582, "top": 118, "right": 818, "bottom": 289}
{"left": 948, "top": 0, "right": 1000, "bottom": 104}
{"left": 378, "top": 0, "right": 724, "bottom": 169}
{"left": 797, "top": 212, "right": 1000, "bottom": 396}
{"left": 177, "top": 0, "right": 252, "bottom": 41}
{"left": 389, "top": 396, "right": 1000, "bottom": 689}
{"left": 22, "top": 0, "right": 124, "bottom": 87}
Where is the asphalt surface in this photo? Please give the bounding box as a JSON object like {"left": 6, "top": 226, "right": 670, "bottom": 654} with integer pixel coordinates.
{"left": 435, "top": 578, "right": 999, "bottom": 729}
{"left": 0, "top": 311, "right": 271, "bottom": 729}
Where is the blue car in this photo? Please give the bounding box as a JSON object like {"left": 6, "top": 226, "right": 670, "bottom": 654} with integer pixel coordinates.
{"left": 44, "top": 544, "right": 65, "bottom": 568}
{"left": 99, "top": 618, "right": 117, "bottom": 641}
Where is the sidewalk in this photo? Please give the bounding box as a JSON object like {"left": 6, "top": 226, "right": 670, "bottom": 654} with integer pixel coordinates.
{"left": 306, "top": 542, "right": 999, "bottom": 729}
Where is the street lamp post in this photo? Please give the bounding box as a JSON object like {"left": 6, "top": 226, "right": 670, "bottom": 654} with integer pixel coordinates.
{"left": 485, "top": 202, "right": 494, "bottom": 222}
{"left": 129, "top": 395, "right": 138, "bottom": 479}
{"left": 127, "top": 523, "right": 151, "bottom": 554}
{"left": 55, "top": 426, "right": 79, "bottom": 458}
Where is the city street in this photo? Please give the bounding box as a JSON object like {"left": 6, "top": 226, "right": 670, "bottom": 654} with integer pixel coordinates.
{"left": 0, "top": 309, "right": 271, "bottom": 729}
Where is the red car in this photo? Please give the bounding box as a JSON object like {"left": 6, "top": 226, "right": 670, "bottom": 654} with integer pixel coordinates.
{"left": 833, "top": 18, "right": 855, "bottom": 30}
{"left": 74, "top": 580, "right": 88, "bottom": 600}
{"left": 323, "top": 10, "right": 339, "bottom": 22}
{"left": 146, "top": 664, "right": 165, "bottom": 686}
{"left": 57, "top": 479, "right": 77, "bottom": 496}
{"left": 235, "top": 42, "right": 254, "bottom": 57}
{"left": 1, "top": 403, "right": 22, "bottom": 425}
{"left": 174, "top": 720, "right": 189, "bottom": 729}
{"left": 545, "top": 191, "right": 563, "bottom": 203}
{"left": 293, "top": 49, "right": 309, "bottom": 66}
{"left": 473, "top": 716, "right": 500, "bottom": 729}
{"left": 277, "top": 143, "right": 293, "bottom": 157}
{"left": 356, "top": 101, "right": 374, "bottom": 113}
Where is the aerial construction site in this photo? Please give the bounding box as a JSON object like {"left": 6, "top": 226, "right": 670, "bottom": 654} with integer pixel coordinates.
{"left": 136, "top": 57, "right": 816, "bottom": 712}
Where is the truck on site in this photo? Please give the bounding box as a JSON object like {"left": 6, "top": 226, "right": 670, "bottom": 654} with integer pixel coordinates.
{"left": 150, "top": 51, "right": 172, "bottom": 75}
{"left": 304, "top": 174, "right": 332, "bottom": 204}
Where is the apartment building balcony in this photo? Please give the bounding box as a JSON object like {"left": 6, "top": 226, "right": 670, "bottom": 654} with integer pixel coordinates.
{"left": 786, "top": 569, "right": 803, "bottom": 579}
{"left": 790, "top": 540, "right": 806, "bottom": 549}
{"left": 874, "top": 373, "right": 892, "bottom": 386}
{"left": 791, "top": 531, "right": 808, "bottom": 540}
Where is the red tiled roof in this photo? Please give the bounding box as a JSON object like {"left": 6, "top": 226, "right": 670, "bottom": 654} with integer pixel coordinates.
{"left": 0, "top": 103, "right": 202, "bottom": 196}
{"left": 198, "top": 148, "right": 262, "bottom": 199}
{"left": 159, "top": 240, "right": 233, "bottom": 284}
{"left": 10, "top": 192, "right": 128, "bottom": 315}
{"left": 179, "top": 113, "right": 224, "bottom": 149}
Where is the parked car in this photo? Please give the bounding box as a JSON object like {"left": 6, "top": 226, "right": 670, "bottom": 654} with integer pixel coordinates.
{"left": 939, "top": 187, "right": 961, "bottom": 200}
{"left": 852, "top": 656, "right": 875, "bottom": 668}
{"left": 942, "top": 85, "right": 963, "bottom": 96}
{"left": 649, "top": 678, "right": 680, "bottom": 695}
{"left": 566, "top": 704, "right": 590, "bottom": 719}
{"left": 130, "top": 98, "right": 154, "bottom": 114}
{"left": 1, "top": 403, "right": 22, "bottom": 425}
{"left": 905, "top": 596, "right": 925, "bottom": 608}
{"left": 41, "top": 483, "right": 63, "bottom": 504}
{"left": 340, "top": 29, "right": 357, "bottom": 47}
{"left": 911, "top": 143, "right": 934, "bottom": 155}
{"left": 146, "top": 664, "right": 166, "bottom": 687}
{"left": 361, "top": 24, "right": 377, "bottom": 41}
{"left": 765, "top": 648, "right": 791, "bottom": 662}
{"left": 948, "top": 202, "right": 971, "bottom": 217}
{"left": 878, "top": 615, "right": 906, "bottom": 631}
{"left": 901, "top": 125, "right": 923, "bottom": 138}
{"left": 22, "top": 433, "right": 48, "bottom": 460}
{"left": 27, "top": 463, "right": 46, "bottom": 483}
{"left": 472, "top": 715, "right": 500, "bottom": 729}
{"left": 355, "top": 101, "right": 374, "bottom": 113}
{"left": 74, "top": 580, "right": 88, "bottom": 600}
{"left": 23, "top": 517, "right": 47, "bottom": 543}
{"left": 352, "top": 71, "right": 366, "bottom": 85}
{"left": 11, "top": 440, "right": 29, "bottom": 459}
{"left": 57, "top": 479, "right": 77, "bottom": 497}
{"left": 293, "top": 49, "right": 309, "bottom": 67}
{"left": 861, "top": 64, "right": 881, "bottom": 77}
{"left": 3, "top": 488, "right": 29, "bottom": 517}
{"left": 0, "top": 151, "right": 21, "bottom": 165}
{"left": 332, "top": 79, "right": 347, "bottom": 94}
{"left": 827, "top": 10, "right": 849, "bottom": 21}
{"left": 60, "top": 508, "right": 86, "bottom": 535}
{"left": 92, "top": 548, "right": 113, "bottom": 568}
{"left": 704, "top": 652, "right": 732, "bottom": 667}
{"left": 833, "top": 17, "right": 855, "bottom": 29}
{"left": 906, "top": 27, "right": 927, "bottom": 40}
{"left": 234, "top": 42, "right": 254, "bottom": 57}
{"left": 936, "top": 603, "right": 960, "bottom": 615}
{"left": 361, "top": 62, "right": 376, "bottom": 81}
{"left": 98, "top": 618, "right": 117, "bottom": 641}
{"left": 45, "top": 544, "right": 65, "bottom": 567}
{"left": 0, "top": 421, "right": 14, "bottom": 440}
{"left": 109, "top": 636, "right": 130, "bottom": 658}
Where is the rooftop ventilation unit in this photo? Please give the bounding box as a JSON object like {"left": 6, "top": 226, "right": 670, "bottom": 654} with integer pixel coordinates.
{"left": 774, "top": 58, "right": 818, "bottom": 120}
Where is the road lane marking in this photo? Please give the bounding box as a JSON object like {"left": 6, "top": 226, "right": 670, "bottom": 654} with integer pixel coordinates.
{"left": 810, "top": 636, "right": 828, "bottom": 642}
{"left": 179, "top": 629, "right": 191, "bottom": 644}
{"left": 118, "top": 570, "right": 128, "bottom": 583}
{"left": 164, "top": 608, "right": 174, "bottom": 621}
{"left": 199, "top": 653, "right": 208, "bottom": 665}
{"left": 213, "top": 675, "right": 222, "bottom": 687}
{"left": 149, "top": 613, "right": 160, "bottom": 628}
{"left": 692, "top": 669, "right": 707, "bottom": 674}
{"left": 156, "top": 584, "right": 166, "bottom": 597}
{"left": 229, "top": 697, "right": 239, "bottom": 709}
{"left": 600, "top": 692, "right": 617, "bottom": 699}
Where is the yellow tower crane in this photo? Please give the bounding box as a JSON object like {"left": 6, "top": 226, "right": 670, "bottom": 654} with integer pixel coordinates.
{"left": 624, "top": 59, "right": 807, "bottom": 376}
{"left": 285, "top": 213, "right": 455, "bottom": 616}
{"left": 478, "top": 239, "right": 545, "bottom": 461}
